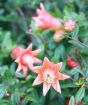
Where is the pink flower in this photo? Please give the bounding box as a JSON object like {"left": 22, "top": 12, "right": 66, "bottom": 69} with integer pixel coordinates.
{"left": 64, "top": 19, "right": 76, "bottom": 31}
{"left": 33, "top": 57, "right": 70, "bottom": 96}
{"left": 13, "top": 44, "right": 42, "bottom": 77}
{"left": 32, "top": 3, "right": 63, "bottom": 31}
{"left": 53, "top": 30, "right": 65, "bottom": 42}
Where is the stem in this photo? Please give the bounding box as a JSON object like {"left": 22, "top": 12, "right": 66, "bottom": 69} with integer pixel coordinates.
{"left": 63, "top": 34, "right": 88, "bottom": 49}
{"left": 17, "top": 8, "right": 29, "bottom": 32}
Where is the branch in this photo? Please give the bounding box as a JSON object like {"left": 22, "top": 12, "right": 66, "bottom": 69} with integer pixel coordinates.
{"left": 63, "top": 34, "right": 88, "bottom": 49}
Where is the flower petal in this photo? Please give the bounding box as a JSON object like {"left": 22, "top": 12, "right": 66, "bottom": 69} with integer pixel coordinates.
{"left": 53, "top": 62, "right": 63, "bottom": 71}
{"left": 43, "top": 82, "right": 51, "bottom": 96}
{"left": 43, "top": 57, "right": 51, "bottom": 68}
{"left": 16, "top": 65, "right": 21, "bottom": 73}
{"left": 26, "top": 43, "right": 32, "bottom": 52}
{"left": 40, "top": 3, "right": 46, "bottom": 13}
{"left": 15, "top": 57, "right": 20, "bottom": 63}
{"left": 32, "top": 49, "right": 41, "bottom": 56}
{"left": 33, "top": 57, "right": 42, "bottom": 64}
{"left": 52, "top": 81, "right": 61, "bottom": 94}
{"left": 58, "top": 73, "right": 70, "bottom": 80}
{"left": 33, "top": 75, "right": 42, "bottom": 86}
{"left": 36, "top": 8, "right": 42, "bottom": 15}
{"left": 32, "top": 66, "right": 42, "bottom": 73}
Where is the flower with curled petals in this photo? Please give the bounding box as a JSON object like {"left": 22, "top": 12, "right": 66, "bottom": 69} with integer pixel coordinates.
{"left": 12, "top": 44, "right": 42, "bottom": 77}
{"left": 32, "top": 3, "right": 63, "bottom": 31}
{"left": 33, "top": 57, "right": 70, "bottom": 96}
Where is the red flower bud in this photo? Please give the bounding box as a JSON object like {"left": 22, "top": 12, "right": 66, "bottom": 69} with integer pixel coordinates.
{"left": 77, "top": 102, "right": 83, "bottom": 105}
{"left": 67, "top": 56, "right": 79, "bottom": 68}
{"left": 65, "top": 98, "right": 83, "bottom": 105}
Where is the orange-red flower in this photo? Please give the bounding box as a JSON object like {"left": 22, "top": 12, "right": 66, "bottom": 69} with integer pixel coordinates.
{"left": 12, "top": 44, "right": 42, "bottom": 77}
{"left": 33, "top": 57, "right": 70, "bottom": 96}
{"left": 64, "top": 19, "right": 76, "bottom": 31}
{"left": 32, "top": 3, "right": 63, "bottom": 31}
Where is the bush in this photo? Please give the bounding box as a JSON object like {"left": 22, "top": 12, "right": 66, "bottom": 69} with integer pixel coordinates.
{"left": 0, "top": 0, "right": 88, "bottom": 105}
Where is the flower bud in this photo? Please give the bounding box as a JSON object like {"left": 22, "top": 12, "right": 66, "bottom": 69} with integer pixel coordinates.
{"left": 53, "top": 30, "right": 65, "bottom": 42}
{"left": 32, "top": 3, "right": 63, "bottom": 31}
{"left": 64, "top": 19, "right": 76, "bottom": 31}
{"left": 67, "top": 56, "right": 79, "bottom": 68}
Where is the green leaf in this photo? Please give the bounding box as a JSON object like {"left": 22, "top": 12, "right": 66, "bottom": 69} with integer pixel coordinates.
{"left": 69, "top": 96, "right": 75, "bottom": 105}
{"left": 1, "top": 31, "right": 13, "bottom": 54}
{"left": 21, "top": 97, "right": 29, "bottom": 105}
{"left": 15, "top": 72, "right": 24, "bottom": 78}
{"left": 27, "top": 88, "right": 39, "bottom": 103}
{"left": 0, "top": 85, "right": 7, "bottom": 99}
{"left": 61, "top": 83, "right": 79, "bottom": 88}
{"left": 75, "top": 87, "right": 85, "bottom": 103}
{"left": 11, "top": 92, "right": 20, "bottom": 105}
{"left": 69, "top": 40, "right": 88, "bottom": 54}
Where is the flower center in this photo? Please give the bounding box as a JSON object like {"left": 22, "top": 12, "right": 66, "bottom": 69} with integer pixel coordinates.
{"left": 21, "top": 54, "right": 34, "bottom": 66}
{"left": 43, "top": 70, "right": 55, "bottom": 84}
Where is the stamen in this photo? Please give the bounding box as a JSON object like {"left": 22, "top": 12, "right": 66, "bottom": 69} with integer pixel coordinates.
{"left": 43, "top": 70, "right": 55, "bottom": 84}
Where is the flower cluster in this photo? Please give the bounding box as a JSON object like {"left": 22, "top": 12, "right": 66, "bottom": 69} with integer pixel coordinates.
{"left": 12, "top": 44, "right": 70, "bottom": 96}
{"left": 33, "top": 3, "right": 76, "bottom": 42}
{"left": 11, "top": 3, "right": 79, "bottom": 96}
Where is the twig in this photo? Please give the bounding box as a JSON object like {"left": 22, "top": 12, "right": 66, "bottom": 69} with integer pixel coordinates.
{"left": 64, "top": 34, "right": 88, "bottom": 49}
{"left": 17, "top": 8, "right": 29, "bottom": 32}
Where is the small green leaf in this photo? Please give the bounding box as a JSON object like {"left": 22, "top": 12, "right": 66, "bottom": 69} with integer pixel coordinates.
{"left": 75, "top": 87, "right": 85, "bottom": 103}
{"left": 11, "top": 92, "right": 20, "bottom": 105}
{"left": 69, "top": 96, "right": 75, "bottom": 105}
{"left": 15, "top": 72, "right": 24, "bottom": 78}
{"left": 0, "top": 85, "right": 7, "bottom": 99}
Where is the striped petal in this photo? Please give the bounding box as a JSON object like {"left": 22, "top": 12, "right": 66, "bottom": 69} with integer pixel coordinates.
{"left": 52, "top": 81, "right": 61, "bottom": 94}
{"left": 33, "top": 75, "right": 42, "bottom": 86}
{"left": 43, "top": 82, "right": 51, "bottom": 96}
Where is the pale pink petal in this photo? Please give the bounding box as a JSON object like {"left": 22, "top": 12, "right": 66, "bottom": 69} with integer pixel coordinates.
{"left": 26, "top": 43, "right": 32, "bottom": 52}
{"left": 53, "top": 62, "right": 63, "bottom": 71}
{"left": 33, "top": 57, "right": 42, "bottom": 64}
{"left": 52, "top": 81, "right": 61, "bottom": 94}
{"left": 15, "top": 58, "right": 20, "bottom": 63}
{"left": 32, "top": 66, "right": 42, "bottom": 73}
{"left": 36, "top": 9, "right": 42, "bottom": 15}
{"left": 31, "top": 49, "right": 41, "bottom": 56}
{"left": 40, "top": 3, "right": 46, "bottom": 13}
{"left": 43, "top": 57, "right": 51, "bottom": 68}
{"left": 32, "top": 17, "right": 38, "bottom": 21}
{"left": 28, "top": 63, "right": 35, "bottom": 71}
{"left": 33, "top": 75, "right": 43, "bottom": 86}
{"left": 16, "top": 65, "right": 21, "bottom": 73}
{"left": 35, "top": 20, "right": 44, "bottom": 28}
{"left": 58, "top": 73, "right": 70, "bottom": 80}
{"left": 43, "top": 82, "right": 51, "bottom": 96}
